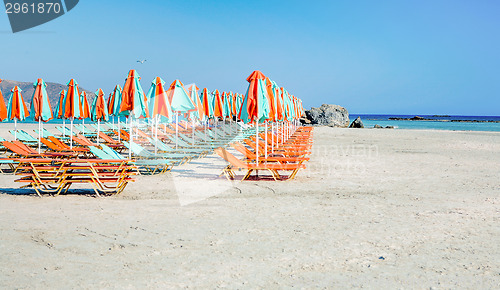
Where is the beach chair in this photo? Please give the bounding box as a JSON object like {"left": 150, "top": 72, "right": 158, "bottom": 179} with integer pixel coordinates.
{"left": 9, "top": 130, "right": 38, "bottom": 143}
{"left": 2, "top": 141, "right": 76, "bottom": 159}
{"left": 92, "top": 145, "right": 172, "bottom": 175}
{"left": 214, "top": 147, "right": 306, "bottom": 181}
{"left": 34, "top": 128, "right": 56, "bottom": 138}
{"left": 147, "top": 137, "right": 208, "bottom": 157}
{"left": 231, "top": 142, "right": 310, "bottom": 164}
{"left": 14, "top": 157, "right": 137, "bottom": 197}
{"left": 55, "top": 126, "right": 76, "bottom": 136}
{"left": 123, "top": 141, "right": 190, "bottom": 165}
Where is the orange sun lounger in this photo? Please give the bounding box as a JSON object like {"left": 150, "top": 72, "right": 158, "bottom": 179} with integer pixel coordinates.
{"left": 14, "top": 158, "right": 137, "bottom": 197}
{"left": 214, "top": 147, "right": 305, "bottom": 181}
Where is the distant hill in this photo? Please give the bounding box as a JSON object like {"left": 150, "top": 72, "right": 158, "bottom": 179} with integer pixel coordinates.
{"left": 0, "top": 79, "right": 96, "bottom": 111}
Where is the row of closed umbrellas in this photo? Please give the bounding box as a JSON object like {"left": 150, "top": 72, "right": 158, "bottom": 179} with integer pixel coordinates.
{"left": 0, "top": 70, "right": 304, "bottom": 157}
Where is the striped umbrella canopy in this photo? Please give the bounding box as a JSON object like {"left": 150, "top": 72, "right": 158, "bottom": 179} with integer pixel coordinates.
{"left": 54, "top": 90, "right": 66, "bottom": 119}
{"left": 238, "top": 70, "right": 269, "bottom": 124}
{"left": 63, "top": 79, "right": 83, "bottom": 148}
{"left": 281, "top": 87, "right": 292, "bottom": 121}
{"left": 272, "top": 82, "right": 284, "bottom": 122}
{"left": 30, "top": 78, "right": 53, "bottom": 122}
{"left": 80, "top": 91, "right": 91, "bottom": 119}
{"left": 213, "top": 89, "right": 223, "bottom": 119}
{"left": 264, "top": 78, "right": 277, "bottom": 122}
{"left": 119, "top": 69, "right": 149, "bottom": 119}
{"left": 201, "top": 88, "right": 214, "bottom": 118}
{"left": 186, "top": 84, "right": 205, "bottom": 121}
{"left": 30, "top": 78, "right": 53, "bottom": 152}
{"left": 91, "top": 88, "right": 109, "bottom": 145}
{"left": 108, "top": 84, "right": 124, "bottom": 116}
{"left": 0, "top": 79, "right": 8, "bottom": 121}
{"left": 231, "top": 92, "right": 237, "bottom": 117}
{"left": 91, "top": 88, "right": 109, "bottom": 122}
{"left": 222, "top": 92, "right": 232, "bottom": 119}
{"left": 235, "top": 93, "right": 243, "bottom": 121}
{"left": 7, "top": 86, "right": 29, "bottom": 140}
{"left": 63, "top": 79, "right": 82, "bottom": 119}
{"left": 7, "top": 86, "right": 29, "bottom": 121}
{"left": 147, "top": 77, "right": 172, "bottom": 122}
{"left": 166, "top": 80, "right": 195, "bottom": 149}
{"left": 166, "top": 80, "right": 196, "bottom": 113}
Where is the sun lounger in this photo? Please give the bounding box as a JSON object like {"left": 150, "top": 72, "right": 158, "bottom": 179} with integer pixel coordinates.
{"left": 14, "top": 158, "right": 137, "bottom": 196}
{"left": 214, "top": 147, "right": 305, "bottom": 181}
{"left": 123, "top": 141, "right": 190, "bottom": 165}
{"left": 91, "top": 145, "right": 172, "bottom": 175}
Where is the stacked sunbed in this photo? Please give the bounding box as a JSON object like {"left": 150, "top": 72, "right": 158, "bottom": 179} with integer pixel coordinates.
{"left": 214, "top": 126, "right": 314, "bottom": 181}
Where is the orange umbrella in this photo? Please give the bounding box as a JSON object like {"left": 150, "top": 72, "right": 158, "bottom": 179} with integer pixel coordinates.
{"left": 0, "top": 79, "right": 7, "bottom": 121}
{"left": 7, "top": 86, "right": 29, "bottom": 140}
{"left": 213, "top": 89, "right": 223, "bottom": 119}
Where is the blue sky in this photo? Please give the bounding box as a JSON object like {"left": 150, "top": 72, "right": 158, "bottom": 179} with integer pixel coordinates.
{"left": 1, "top": 0, "right": 499, "bottom": 115}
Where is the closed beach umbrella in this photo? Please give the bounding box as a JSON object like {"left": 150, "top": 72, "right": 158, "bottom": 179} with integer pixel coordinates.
{"left": 7, "top": 86, "right": 29, "bottom": 140}
{"left": 30, "top": 78, "right": 53, "bottom": 152}
{"left": 166, "top": 79, "right": 196, "bottom": 149}
{"left": 239, "top": 70, "right": 270, "bottom": 165}
{"left": 147, "top": 77, "right": 173, "bottom": 122}
{"left": 91, "top": 88, "right": 109, "bottom": 145}
{"left": 201, "top": 88, "right": 214, "bottom": 118}
{"left": 222, "top": 92, "right": 232, "bottom": 120}
{"left": 80, "top": 91, "right": 91, "bottom": 134}
{"left": 108, "top": 84, "right": 123, "bottom": 117}
{"left": 239, "top": 70, "right": 269, "bottom": 124}
{"left": 0, "top": 79, "right": 8, "bottom": 121}
{"left": 119, "top": 69, "right": 149, "bottom": 158}
{"left": 186, "top": 84, "right": 204, "bottom": 121}
{"left": 213, "top": 90, "right": 223, "bottom": 119}
{"left": 147, "top": 77, "right": 173, "bottom": 154}
{"left": 119, "top": 69, "right": 149, "bottom": 119}
{"left": 54, "top": 89, "right": 67, "bottom": 136}
{"left": 63, "top": 79, "right": 82, "bottom": 148}
{"left": 186, "top": 84, "right": 204, "bottom": 145}
{"left": 54, "top": 90, "right": 65, "bottom": 119}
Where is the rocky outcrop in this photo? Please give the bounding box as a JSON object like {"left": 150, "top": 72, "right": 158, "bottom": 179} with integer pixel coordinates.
{"left": 303, "top": 104, "right": 349, "bottom": 127}
{"left": 349, "top": 117, "right": 364, "bottom": 128}
{"left": 374, "top": 124, "right": 383, "bottom": 128}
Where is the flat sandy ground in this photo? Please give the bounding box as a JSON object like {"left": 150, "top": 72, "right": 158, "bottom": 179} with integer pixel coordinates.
{"left": 0, "top": 125, "right": 499, "bottom": 288}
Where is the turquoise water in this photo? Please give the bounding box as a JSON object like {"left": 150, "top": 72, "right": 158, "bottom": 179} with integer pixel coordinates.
{"left": 350, "top": 114, "right": 500, "bottom": 132}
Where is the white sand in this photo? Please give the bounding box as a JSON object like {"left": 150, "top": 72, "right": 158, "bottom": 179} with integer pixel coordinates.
{"left": 0, "top": 125, "right": 499, "bottom": 288}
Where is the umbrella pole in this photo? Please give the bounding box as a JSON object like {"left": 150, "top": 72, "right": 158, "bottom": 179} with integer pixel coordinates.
{"left": 255, "top": 122, "right": 259, "bottom": 164}
{"left": 70, "top": 118, "right": 73, "bottom": 149}
{"left": 38, "top": 120, "right": 41, "bottom": 154}
{"left": 264, "top": 122, "right": 268, "bottom": 159}
{"left": 118, "top": 117, "right": 121, "bottom": 142}
{"left": 192, "top": 117, "right": 195, "bottom": 146}
{"left": 271, "top": 122, "right": 274, "bottom": 153}
{"left": 155, "top": 116, "right": 158, "bottom": 156}
{"left": 63, "top": 119, "right": 66, "bottom": 137}
{"left": 97, "top": 119, "right": 100, "bottom": 145}
{"left": 82, "top": 119, "right": 85, "bottom": 135}
{"left": 175, "top": 113, "right": 178, "bottom": 150}
{"left": 14, "top": 119, "right": 17, "bottom": 141}
{"left": 129, "top": 116, "right": 132, "bottom": 159}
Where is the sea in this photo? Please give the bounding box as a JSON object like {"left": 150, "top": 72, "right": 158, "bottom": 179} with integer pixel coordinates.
{"left": 350, "top": 114, "right": 500, "bottom": 132}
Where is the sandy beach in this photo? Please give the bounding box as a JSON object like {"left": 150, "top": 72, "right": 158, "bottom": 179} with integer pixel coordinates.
{"left": 0, "top": 125, "right": 499, "bottom": 288}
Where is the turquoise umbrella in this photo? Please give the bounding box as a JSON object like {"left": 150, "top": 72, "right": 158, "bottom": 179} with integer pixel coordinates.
{"left": 239, "top": 71, "right": 270, "bottom": 165}
{"left": 30, "top": 78, "right": 53, "bottom": 152}
{"left": 7, "top": 86, "right": 29, "bottom": 140}
{"left": 166, "top": 80, "right": 196, "bottom": 149}
{"left": 119, "top": 69, "right": 149, "bottom": 158}
{"left": 91, "top": 88, "right": 109, "bottom": 145}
